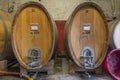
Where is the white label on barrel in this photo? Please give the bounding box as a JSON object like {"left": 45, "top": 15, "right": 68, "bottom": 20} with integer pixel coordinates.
{"left": 83, "top": 25, "right": 90, "bottom": 31}
{"left": 31, "top": 25, "right": 38, "bottom": 31}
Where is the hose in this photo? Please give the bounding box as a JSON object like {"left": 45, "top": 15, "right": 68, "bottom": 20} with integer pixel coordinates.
{"left": 0, "top": 71, "right": 33, "bottom": 80}
{"left": 0, "top": 71, "right": 19, "bottom": 76}
{"left": 22, "top": 74, "right": 33, "bottom": 80}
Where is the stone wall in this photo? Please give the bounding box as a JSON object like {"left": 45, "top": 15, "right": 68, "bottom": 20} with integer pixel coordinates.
{"left": 0, "top": 0, "right": 120, "bottom": 20}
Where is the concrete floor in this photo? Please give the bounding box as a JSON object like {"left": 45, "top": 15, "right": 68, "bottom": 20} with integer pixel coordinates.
{"left": 0, "top": 72, "right": 114, "bottom": 80}
{"left": 0, "top": 57, "right": 114, "bottom": 80}
{"left": 36, "top": 73, "right": 114, "bottom": 80}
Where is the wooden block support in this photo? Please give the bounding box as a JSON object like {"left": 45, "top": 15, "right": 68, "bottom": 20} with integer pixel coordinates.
{"left": 95, "top": 65, "right": 103, "bottom": 75}
{"left": 20, "top": 59, "right": 54, "bottom": 75}
{"left": 0, "top": 60, "right": 7, "bottom": 71}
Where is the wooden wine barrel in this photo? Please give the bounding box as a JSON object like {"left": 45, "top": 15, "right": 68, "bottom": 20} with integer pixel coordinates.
{"left": 0, "top": 10, "right": 13, "bottom": 61}
{"left": 11, "top": 2, "right": 57, "bottom": 69}
{"left": 109, "top": 18, "right": 120, "bottom": 49}
{"left": 65, "top": 2, "right": 108, "bottom": 69}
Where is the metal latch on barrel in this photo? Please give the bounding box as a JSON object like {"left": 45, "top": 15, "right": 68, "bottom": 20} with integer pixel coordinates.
{"left": 80, "top": 47, "right": 94, "bottom": 69}
{"left": 27, "top": 47, "right": 41, "bottom": 69}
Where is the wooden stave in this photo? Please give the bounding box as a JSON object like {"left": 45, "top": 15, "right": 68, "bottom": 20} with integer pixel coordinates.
{"left": 11, "top": 1, "right": 57, "bottom": 69}
{"left": 64, "top": 2, "right": 109, "bottom": 69}
{"left": 0, "top": 10, "right": 13, "bottom": 60}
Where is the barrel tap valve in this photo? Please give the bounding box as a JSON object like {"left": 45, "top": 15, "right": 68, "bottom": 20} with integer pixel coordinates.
{"left": 80, "top": 47, "right": 94, "bottom": 79}
{"left": 21, "top": 47, "right": 41, "bottom": 80}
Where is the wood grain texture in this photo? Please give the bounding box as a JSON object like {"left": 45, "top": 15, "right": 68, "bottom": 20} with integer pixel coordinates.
{"left": 65, "top": 2, "right": 108, "bottom": 69}
{"left": 12, "top": 2, "right": 57, "bottom": 69}
{"left": 0, "top": 10, "right": 13, "bottom": 60}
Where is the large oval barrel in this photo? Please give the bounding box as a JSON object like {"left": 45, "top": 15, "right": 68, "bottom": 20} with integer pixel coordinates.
{"left": 11, "top": 2, "right": 57, "bottom": 69}
{"left": 0, "top": 10, "right": 13, "bottom": 60}
{"left": 109, "top": 18, "right": 120, "bottom": 49}
{"left": 65, "top": 2, "right": 108, "bottom": 69}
